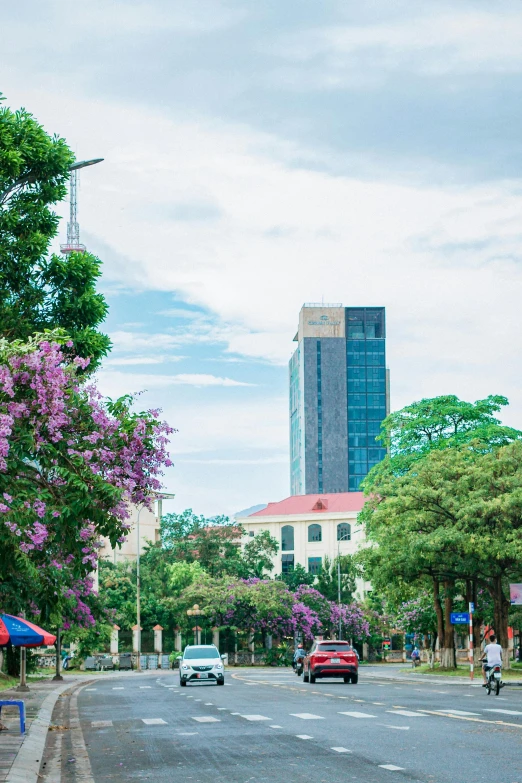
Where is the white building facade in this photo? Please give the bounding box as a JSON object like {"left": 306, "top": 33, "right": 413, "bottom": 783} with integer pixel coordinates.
{"left": 238, "top": 492, "right": 369, "bottom": 598}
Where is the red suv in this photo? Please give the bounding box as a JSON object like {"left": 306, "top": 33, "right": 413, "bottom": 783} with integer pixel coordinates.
{"left": 303, "top": 640, "right": 358, "bottom": 684}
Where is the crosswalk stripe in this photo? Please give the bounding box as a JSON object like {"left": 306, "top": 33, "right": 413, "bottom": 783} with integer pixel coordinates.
{"left": 142, "top": 719, "right": 167, "bottom": 725}
{"left": 191, "top": 716, "right": 221, "bottom": 723}
{"left": 338, "top": 711, "right": 376, "bottom": 719}
{"left": 388, "top": 710, "right": 426, "bottom": 717}
{"left": 296, "top": 734, "right": 313, "bottom": 739}
{"left": 331, "top": 747, "right": 352, "bottom": 753}
{"left": 91, "top": 720, "right": 112, "bottom": 727}
{"left": 241, "top": 715, "right": 271, "bottom": 721}
{"left": 379, "top": 764, "right": 405, "bottom": 771}
{"left": 290, "top": 713, "right": 324, "bottom": 720}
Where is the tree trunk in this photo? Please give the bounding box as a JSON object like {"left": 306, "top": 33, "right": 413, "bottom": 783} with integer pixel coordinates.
{"left": 440, "top": 580, "right": 456, "bottom": 669}
{"left": 490, "top": 576, "right": 511, "bottom": 669}
{"left": 433, "top": 578, "right": 444, "bottom": 647}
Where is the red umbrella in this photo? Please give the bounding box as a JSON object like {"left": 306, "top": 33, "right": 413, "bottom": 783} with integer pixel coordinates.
{"left": 0, "top": 614, "right": 56, "bottom": 647}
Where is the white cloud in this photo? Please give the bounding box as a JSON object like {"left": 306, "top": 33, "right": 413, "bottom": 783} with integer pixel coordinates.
{"left": 271, "top": 11, "right": 522, "bottom": 83}
{"left": 103, "top": 355, "right": 185, "bottom": 366}
{"left": 96, "top": 370, "right": 254, "bottom": 398}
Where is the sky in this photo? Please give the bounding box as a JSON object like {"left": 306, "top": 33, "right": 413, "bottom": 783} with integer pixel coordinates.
{"left": 2, "top": 0, "right": 522, "bottom": 516}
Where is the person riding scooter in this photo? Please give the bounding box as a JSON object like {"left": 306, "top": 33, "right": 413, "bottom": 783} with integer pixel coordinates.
{"left": 293, "top": 643, "right": 306, "bottom": 673}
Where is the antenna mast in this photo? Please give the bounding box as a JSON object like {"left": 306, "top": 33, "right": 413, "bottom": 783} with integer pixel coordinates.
{"left": 60, "top": 157, "right": 104, "bottom": 255}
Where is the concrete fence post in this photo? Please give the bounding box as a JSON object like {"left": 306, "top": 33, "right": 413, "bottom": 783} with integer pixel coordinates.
{"left": 212, "top": 627, "right": 220, "bottom": 650}
{"left": 110, "top": 625, "right": 120, "bottom": 655}
{"left": 174, "top": 626, "right": 182, "bottom": 652}
{"left": 249, "top": 630, "right": 255, "bottom": 665}
{"left": 153, "top": 625, "right": 163, "bottom": 655}
{"left": 132, "top": 624, "right": 142, "bottom": 654}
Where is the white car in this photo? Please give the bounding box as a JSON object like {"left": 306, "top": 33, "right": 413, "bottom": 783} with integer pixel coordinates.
{"left": 179, "top": 644, "right": 225, "bottom": 686}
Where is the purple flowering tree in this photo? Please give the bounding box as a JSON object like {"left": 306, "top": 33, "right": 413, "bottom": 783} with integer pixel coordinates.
{"left": 0, "top": 333, "right": 173, "bottom": 628}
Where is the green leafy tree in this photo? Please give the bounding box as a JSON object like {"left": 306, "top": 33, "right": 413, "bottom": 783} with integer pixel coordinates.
{"left": 240, "top": 530, "right": 279, "bottom": 578}
{"left": 160, "top": 510, "right": 244, "bottom": 577}
{"left": 277, "top": 563, "right": 315, "bottom": 590}
{"left": 98, "top": 561, "right": 137, "bottom": 630}
{"left": 315, "top": 555, "right": 357, "bottom": 603}
{"left": 0, "top": 95, "right": 110, "bottom": 369}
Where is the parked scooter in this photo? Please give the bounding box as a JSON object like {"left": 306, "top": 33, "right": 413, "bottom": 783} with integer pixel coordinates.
{"left": 485, "top": 664, "right": 503, "bottom": 695}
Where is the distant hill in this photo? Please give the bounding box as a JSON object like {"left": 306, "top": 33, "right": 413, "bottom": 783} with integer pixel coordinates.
{"left": 234, "top": 503, "right": 267, "bottom": 518}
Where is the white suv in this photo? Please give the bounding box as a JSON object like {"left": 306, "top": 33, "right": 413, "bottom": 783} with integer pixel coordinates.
{"left": 180, "top": 645, "right": 225, "bottom": 686}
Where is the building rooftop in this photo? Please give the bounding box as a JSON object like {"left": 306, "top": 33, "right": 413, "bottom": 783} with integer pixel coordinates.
{"left": 247, "top": 492, "right": 365, "bottom": 517}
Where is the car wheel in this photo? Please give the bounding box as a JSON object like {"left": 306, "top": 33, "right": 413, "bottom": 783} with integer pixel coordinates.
{"left": 180, "top": 679, "right": 187, "bottom": 687}
{"left": 351, "top": 674, "right": 358, "bottom": 684}
{"left": 217, "top": 679, "right": 225, "bottom": 686}
{"left": 343, "top": 676, "right": 350, "bottom": 683}
{"left": 303, "top": 671, "right": 309, "bottom": 683}
{"left": 310, "top": 674, "right": 316, "bottom": 684}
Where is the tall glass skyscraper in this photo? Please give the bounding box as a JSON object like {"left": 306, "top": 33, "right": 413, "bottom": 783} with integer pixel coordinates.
{"left": 289, "top": 304, "right": 389, "bottom": 495}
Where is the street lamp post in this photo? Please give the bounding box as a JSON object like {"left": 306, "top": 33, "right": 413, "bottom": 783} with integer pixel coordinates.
{"left": 337, "top": 531, "right": 351, "bottom": 640}
{"left": 136, "top": 505, "right": 144, "bottom": 672}
{"left": 187, "top": 605, "right": 205, "bottom": 644}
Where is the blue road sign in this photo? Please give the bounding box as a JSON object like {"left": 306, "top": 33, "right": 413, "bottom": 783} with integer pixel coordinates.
{"left": 469, "top": 602, "right": 475, "bottom": 613}
{"left": 450, "top": 612, "right": 469, "bottom": 624}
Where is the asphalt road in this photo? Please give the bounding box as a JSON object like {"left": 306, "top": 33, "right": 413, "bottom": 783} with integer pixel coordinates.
{"left": 42, "top": 666, "right": 522, "bottom": 783}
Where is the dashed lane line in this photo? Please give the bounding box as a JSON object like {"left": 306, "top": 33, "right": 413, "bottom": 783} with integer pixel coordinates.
{"left": 379, "top": 764, "right": 405, "bottom": 771}
{"left": 484, "top": 709, "right": 522, "bottom": 715}
{"left": 439, "top": 709, "right": 480, "bottom": 716}
{"left": 382, "top": 725, "right": 410, "bottom": 730}
{"left": 387, "top": 710, "right": 426, "bottom": 718}
{"left": 331, "top": 747, "right": 352, "bottom": 753}
{"left": 417, "top": 709, "right": 522, "bottom": 728}
{"left": 91, "top": 720, "right": 113, "bottom": 727}
{"left": 191, "top": 716, "right": 221, "bottom": 723}
{"left": 296, "top": 734, "right": 313, "bottom": 739}
{"left": 142, "top": 718, "right": 167, "bottom": 725}
{"left": 270, "top": 725, "right": 283, "bottom": 728}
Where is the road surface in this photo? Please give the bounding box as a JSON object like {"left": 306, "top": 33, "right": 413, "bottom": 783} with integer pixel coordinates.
{"left": 41, "top": 666, "right": 522, "bottom": 782}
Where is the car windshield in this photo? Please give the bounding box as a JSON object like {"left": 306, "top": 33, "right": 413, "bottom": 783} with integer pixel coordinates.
{"left": 184, "top": 647, "right": 220, "bottom": 660}
{"left": 317, "top": 644, "right": 351, "bottom": 652}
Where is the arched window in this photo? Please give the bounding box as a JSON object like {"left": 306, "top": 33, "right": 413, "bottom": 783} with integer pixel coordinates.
{"left": 337, "top": 523, "right": 351, "bottom": 542}
{"left": 308, "top": 523, "right": 322, "bottom": 543}
{"left": 281, "top": 525, "right": 294, "bottom": 552}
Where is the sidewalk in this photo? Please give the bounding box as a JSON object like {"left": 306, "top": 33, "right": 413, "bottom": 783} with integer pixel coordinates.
{"left": 360, "top": 664, "right": 522, "bottom": 687}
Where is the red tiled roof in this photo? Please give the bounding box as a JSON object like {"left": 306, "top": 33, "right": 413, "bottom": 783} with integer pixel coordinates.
{"left": 249, "top": 492, "right": 365, "bottom": 517}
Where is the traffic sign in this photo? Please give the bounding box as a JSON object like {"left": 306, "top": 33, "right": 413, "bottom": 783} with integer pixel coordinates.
{"left": 469, "top": 602, "right": 474, "bottom": 613}
{"left": 450, "top": 612, "right": 469, "bottom": 624}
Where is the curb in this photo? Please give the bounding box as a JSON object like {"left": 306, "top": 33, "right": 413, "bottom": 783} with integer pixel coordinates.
{"left": 5, "top": 678, "right": 91, "bottom": 783}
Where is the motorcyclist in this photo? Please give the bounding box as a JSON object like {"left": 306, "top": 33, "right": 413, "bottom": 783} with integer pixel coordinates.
{"left": 411, "top": 646, "right": 420, "bottom": 665}
{"left": 293, "top": 643, "right": 306, "bottom": 669}
{"left": 480, "top": 633, "right": 503, "bottom": 685}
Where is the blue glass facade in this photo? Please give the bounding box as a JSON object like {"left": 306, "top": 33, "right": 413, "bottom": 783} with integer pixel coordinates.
{"left": 289, "top": 305, "right": 388, "bottom": 495}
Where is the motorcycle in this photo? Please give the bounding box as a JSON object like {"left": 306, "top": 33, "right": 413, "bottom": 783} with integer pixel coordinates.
{"left": 485, "top": 664, "right": 503, "bottom": 695}
{"left": 295, "top": 659, "right": 304, "bottom": 677}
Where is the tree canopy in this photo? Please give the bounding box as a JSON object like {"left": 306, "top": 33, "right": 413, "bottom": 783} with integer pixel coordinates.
{"left": 0, "top": 97, "right": 110, "bottom": 370}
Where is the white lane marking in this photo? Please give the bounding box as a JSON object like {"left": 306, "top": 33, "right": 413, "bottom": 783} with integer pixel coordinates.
{"left": 290, "top": 713, "right": 325, "bottom": 720}
{"left": 217, "top": 707, "right": 227, "bottom": 710}
{"left": 484, "top": 709, "right": 522, "bottom": 715}
{"left": 112, "top": 687, "right": 124, "bottom": 690}
{"left": 230, "top": 712, "right": 240, "bottom": 715}
{"left": 382, "top": 725, "right": 410, "bottom": 731}
{"left": 388, "top": 710, "right": 426, "bottom": 717}
{"left": 91, "top": 720, "right": 113, "bottom": 727}
{"left": 241, "top": 715, "right": 272, "bottom": 721}
{"left": 142, "top": 718, "right": 167, "bottom": 725}
{"left": 192, "top": 716, "right": 221, "bottom": 723}
{"left": 439, "top": 709, "right": 480, "bottom": 716}
{"left": 85, "top": 688, "right": 97, "bottom": 691}
{"left": 270, "top": 725, "right": 283, "bottom": 728}
{"left": 195, "top": 699, "right": 202, "bottom": 702}
{"left": 296, "top": 734, "right": 313, "bottom": 739}
{"left": 204, "top": 702, "right": 213, "bottom": 706}
{"left": 331, "top": 747, "right": 352, "bottom": 753}
{"left": 178, "top": 732, "right": 198, "bottom": 735}
{"left": 338, "top": 711, "right": 376, "bottom": 719}
{"left": 379, "top": 764, "right": 405, "bottom": 771}
{"left": 139, "top": 686, "right": 152, "bottom": 689}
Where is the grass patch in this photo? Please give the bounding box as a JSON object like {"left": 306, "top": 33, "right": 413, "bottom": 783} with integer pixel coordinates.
{"left": 0, "top": 675, "right": 18, "bottom": 692}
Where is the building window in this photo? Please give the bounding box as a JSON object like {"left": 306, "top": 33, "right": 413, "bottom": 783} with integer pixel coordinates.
{"left": 249, "top": 531, "right": 255, "bottom": 537}
{"left": 282, "top": 554, "right": 295, "bottom": 573}
{"left": 308, "top": 557, "right": 322, "bottom": 574}
{"left": 308, "top": 523, "right": 322, "bottom": 543}
{"left": 281, "top": 525, "right": 294, "bottom": 552}
{"left": 337, "top": 523, "right": 351, "bottom": 542}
